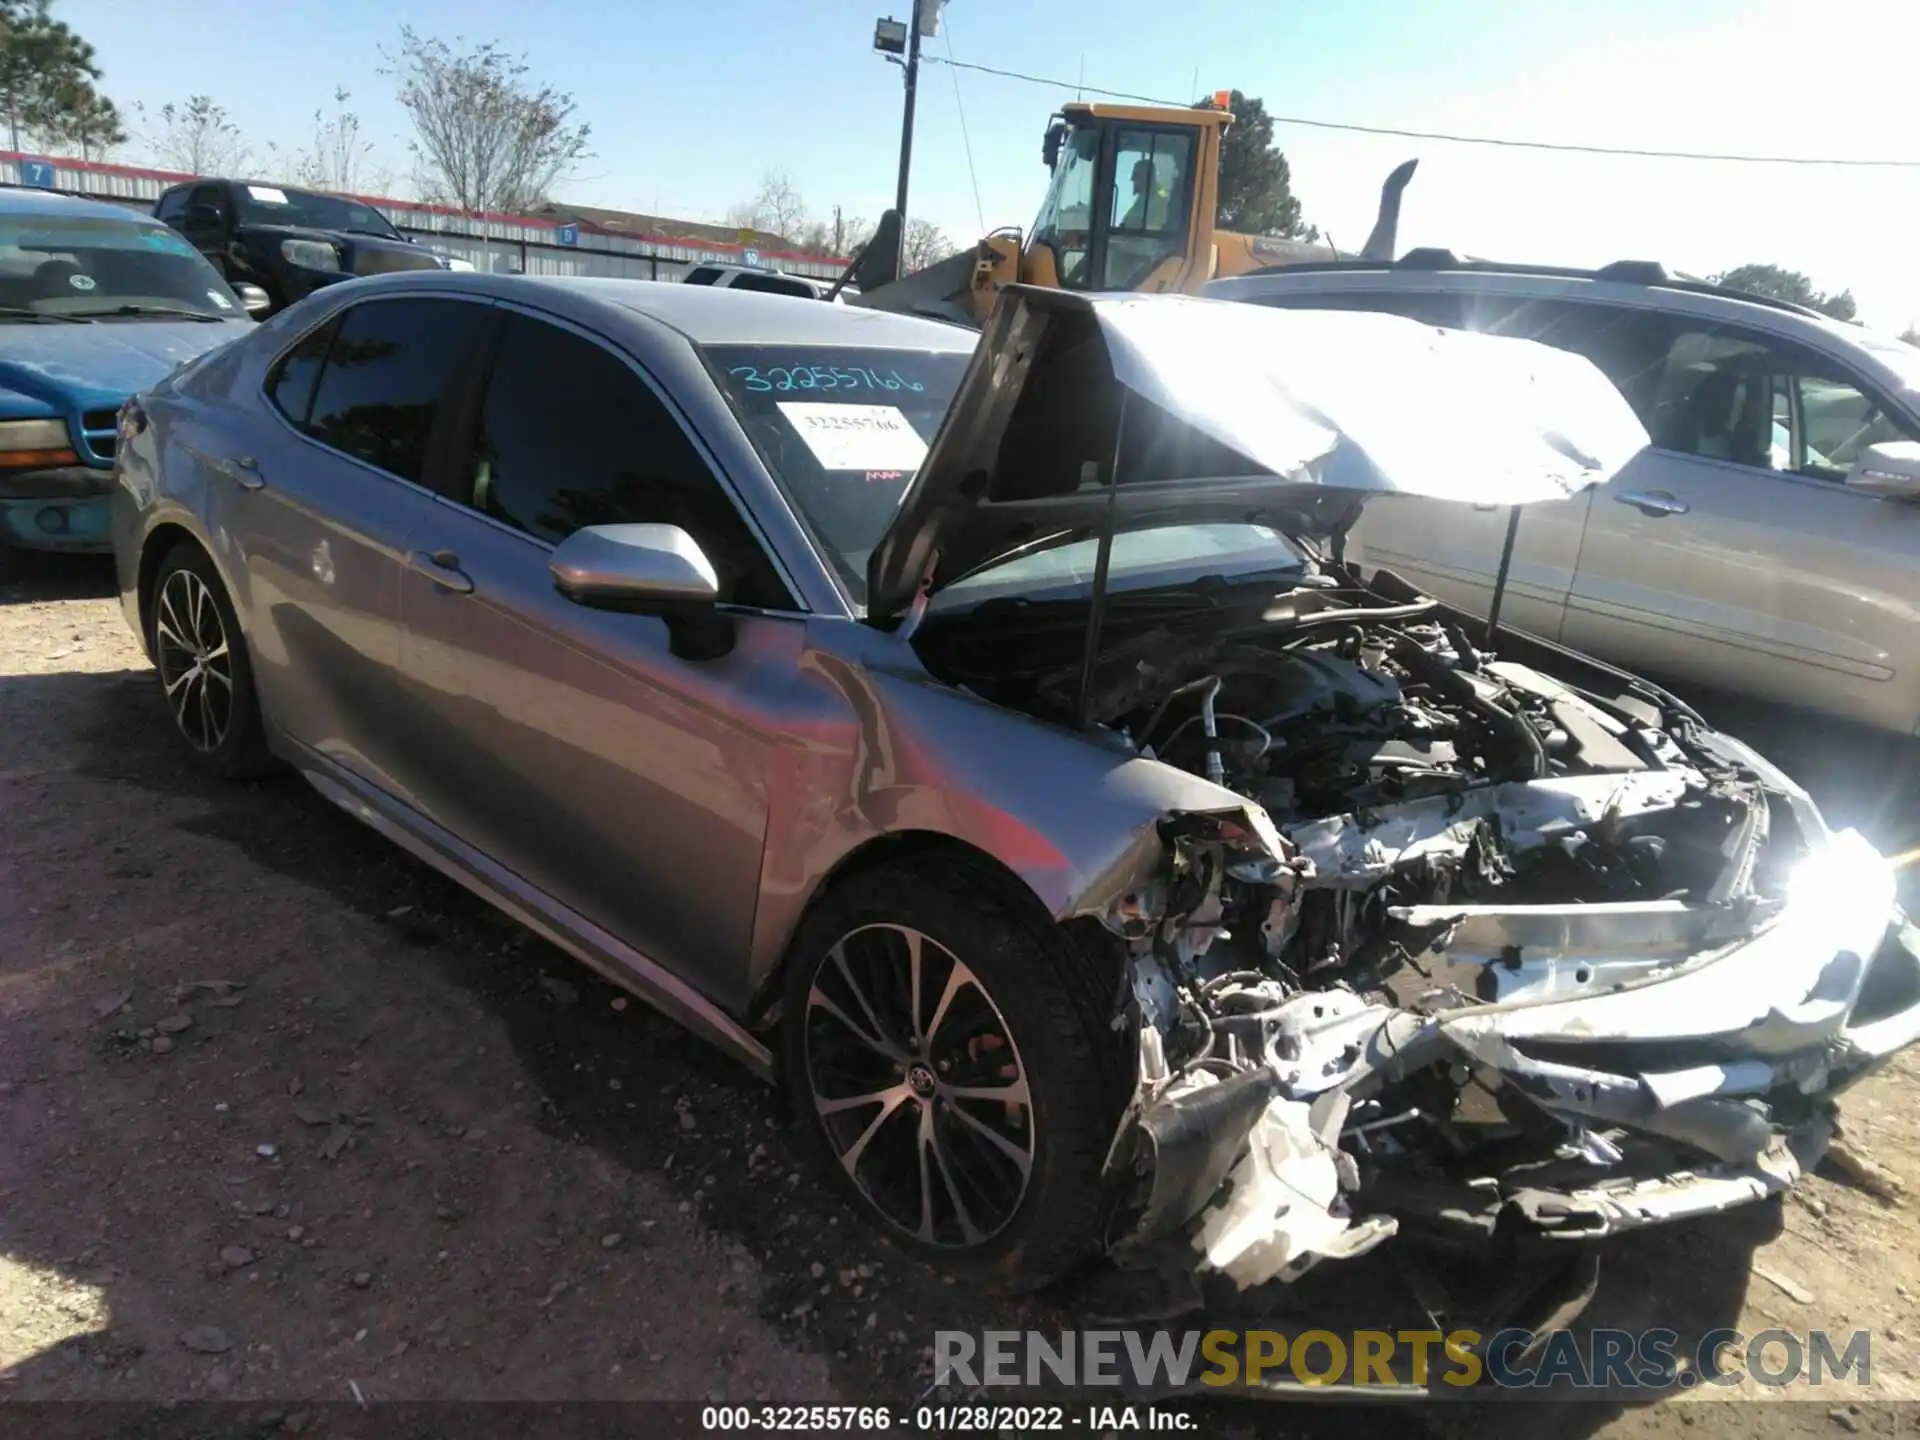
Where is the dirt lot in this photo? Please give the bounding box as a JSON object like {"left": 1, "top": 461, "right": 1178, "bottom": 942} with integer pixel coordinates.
{"left": 3, "top": 550, "right": 1919, "bottom": 1438}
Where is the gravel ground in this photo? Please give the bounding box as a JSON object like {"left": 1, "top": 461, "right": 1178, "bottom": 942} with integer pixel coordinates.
{"left": 3, "top": 550, "right": 1918, "bottom": 1439}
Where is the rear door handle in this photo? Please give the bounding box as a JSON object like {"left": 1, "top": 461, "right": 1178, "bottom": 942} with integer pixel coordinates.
{"left": 407, "top": 548, "right": 474, "bottom": 594}
{"left": 1614, "top": 489, "right": 1690, "bottom": 518}
{"left": 221, "top": 455, "right": 265, "bottom": 490}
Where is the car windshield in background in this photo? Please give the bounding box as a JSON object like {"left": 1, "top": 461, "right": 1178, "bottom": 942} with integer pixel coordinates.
{"left": 0, "top": 215, "right": 240, "bottom": 319}
{"left": 935, "top": 523, "right": 1309, "bottom": 611}
{"left": 705, "top": 344, "right": 971, "bottom": 603}
{"left": 235, "top": 184, "right": 400, "bottom": 239}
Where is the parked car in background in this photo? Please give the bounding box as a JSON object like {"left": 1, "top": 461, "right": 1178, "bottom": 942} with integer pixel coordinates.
{"left": 1210, "top": 258, "right": 1920, "bottom": 735}
{"left": 110, "top": 276, "right": 1920, "bottom": 1307}
{"left": 0, "top": 186, "right": 254, "bottom": 557}
{"left": 681, "top": 262, "right": 852, "bottom": 301}
{"left": 154, "top": 178, "right": 446, "bottom": 315}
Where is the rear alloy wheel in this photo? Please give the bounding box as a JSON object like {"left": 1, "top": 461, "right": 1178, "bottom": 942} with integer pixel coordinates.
{"left": 149, "top": 543, "right": 275, "bottom": 779}
{"left": 781, "top": 855, "right": 1117, "bottom": 1291}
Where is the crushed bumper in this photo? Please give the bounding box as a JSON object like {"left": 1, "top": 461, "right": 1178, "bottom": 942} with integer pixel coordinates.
{"left": 1102, "top": 822, "right": 1920, "bottom": 1288}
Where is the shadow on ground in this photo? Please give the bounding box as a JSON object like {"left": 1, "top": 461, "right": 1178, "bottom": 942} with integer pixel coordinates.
{"left": 0, "top": 550, "right": 117, "bottom": 606}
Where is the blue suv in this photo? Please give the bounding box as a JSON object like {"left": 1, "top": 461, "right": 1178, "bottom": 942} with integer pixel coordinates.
{"left": 0, "top": 187, "right": 254, "bottom": 555}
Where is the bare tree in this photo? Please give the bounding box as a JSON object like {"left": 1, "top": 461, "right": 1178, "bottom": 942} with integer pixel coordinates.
{"left": 270, "top": 87, "right": 386, "bottom": 195}
{"left": 726, "top": 169, "right": 808, "bottom": 243}
{"left": 386, "top": 27, "right": 591, "bottom": 215}
{"left": 138, "top": 95, "right": 249, "bottom": 175}
{"left": 903, "top": 217, "right": 955, "bottom": 272}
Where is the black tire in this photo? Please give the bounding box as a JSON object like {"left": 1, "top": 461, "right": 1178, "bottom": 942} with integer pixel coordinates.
{"left": 780, "top": 852, "right": 1120, "bottom": 1292}
{"left": 148, "top": 542, "right": 276, "bottom": 780}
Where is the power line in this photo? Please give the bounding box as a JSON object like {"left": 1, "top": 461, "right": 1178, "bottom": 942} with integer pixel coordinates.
{"left": 940, "top": 22, "right": 986, "bottom": 235}
{"left": 920, "top": 54, "right": 1920, "bottom": 170}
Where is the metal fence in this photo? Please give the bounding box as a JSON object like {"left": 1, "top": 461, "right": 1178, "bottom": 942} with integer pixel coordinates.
{"left": 0, "top": 153, "right": 848, "bottom": 283}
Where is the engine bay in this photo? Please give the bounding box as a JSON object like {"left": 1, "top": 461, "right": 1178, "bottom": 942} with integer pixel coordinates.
{"left": 914, "top": 566, "right": 1853, "bottom": 1290}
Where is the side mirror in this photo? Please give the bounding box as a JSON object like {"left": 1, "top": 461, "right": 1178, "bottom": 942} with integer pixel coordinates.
{"left": 1042, "top": 121, "right": 1065, "bottom": 170}
{"left": 549, "top": 523, "right": 734, "bottom": 659}
{"left": 232, "top": 282, "right": 272, "bottom": 316}
{"left": 185, "top": 202, "right": 222, "bottom": 228}
{"left": 1844, "top": 440, "right": 1920, "bottom": 499}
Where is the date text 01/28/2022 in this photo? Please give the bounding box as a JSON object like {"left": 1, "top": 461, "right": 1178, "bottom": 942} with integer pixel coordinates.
{"left": 698, "top": 1406, "right": 1196, "bottom": 1431}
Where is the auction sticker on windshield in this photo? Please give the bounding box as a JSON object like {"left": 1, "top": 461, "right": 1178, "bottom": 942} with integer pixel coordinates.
{"left": 247, "top": 186, "right": 289, "bottom": 205}
{"left": 776, "top": 402, "right": 929, "bottom": 472}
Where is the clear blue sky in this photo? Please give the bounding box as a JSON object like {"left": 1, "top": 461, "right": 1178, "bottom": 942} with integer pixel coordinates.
{"left": 55, "top": 0, "right": 1920, "bottom": 328}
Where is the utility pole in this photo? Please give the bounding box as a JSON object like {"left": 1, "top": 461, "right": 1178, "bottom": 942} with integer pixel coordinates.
{"left": 891, "top": 4, "right": 925, "bottom": 280}
{"left": 873, "top": 1, "right": 940, "bottom": 279}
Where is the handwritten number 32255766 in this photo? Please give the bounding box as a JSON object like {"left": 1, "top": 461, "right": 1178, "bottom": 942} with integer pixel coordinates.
{"left": 730, "top": 365, "right": 925, "bottom": 395}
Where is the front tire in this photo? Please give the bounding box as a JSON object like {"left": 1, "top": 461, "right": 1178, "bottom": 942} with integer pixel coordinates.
{"left": 148, "top": 542, "right": 275, "bottom": 780}
{"left": 780, "top": 853, "right": 1119, "bottom": 1292}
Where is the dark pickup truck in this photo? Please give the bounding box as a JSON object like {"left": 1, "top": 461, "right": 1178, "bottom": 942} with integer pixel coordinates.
{"left": 154, "top": 179, "right": 446, "bottom": 314}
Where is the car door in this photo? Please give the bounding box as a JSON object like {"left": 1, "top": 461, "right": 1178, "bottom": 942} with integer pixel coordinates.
{"left": 395, "top": 306, "right": 806, "bottom": 1008}
{"left": 1247, "top": 288, "right": 1594, "bottom": 638}
{"left": 1561, "top": 315, "right": 1920, "bottom": 730}
{"left": 232, "top": 293, "right": 493, "bottom": 795}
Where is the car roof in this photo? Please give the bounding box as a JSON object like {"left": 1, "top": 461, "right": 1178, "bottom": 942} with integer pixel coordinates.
{"left": 0, "top": 186, "right": 153, "bottom": 222}
{"left": 331, "top": 270, "right": 976, "bottom": 350}
{"left": 1208, "top": 259, "right": 1909, "bottom": 362}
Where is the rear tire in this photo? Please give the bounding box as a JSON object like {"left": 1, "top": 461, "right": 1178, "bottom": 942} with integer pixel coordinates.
{"left": 780, "top": 853, "right": 1120, "bottom": 1292}
{"left": 148, "top": 542, "right": 276, "bottom": 780}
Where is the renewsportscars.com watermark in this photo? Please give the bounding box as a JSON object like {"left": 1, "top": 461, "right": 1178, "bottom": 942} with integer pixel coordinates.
{"left": 934, "top": 1327, "right": 1874, "bottom": 1392}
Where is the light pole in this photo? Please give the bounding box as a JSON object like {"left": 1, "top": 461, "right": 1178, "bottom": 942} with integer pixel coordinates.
{"left": 873, "top": 0, "right": 940, "bottom": 279}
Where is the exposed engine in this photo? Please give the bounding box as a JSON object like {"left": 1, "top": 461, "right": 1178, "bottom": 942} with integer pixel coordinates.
{"left": 913, "top": 574, "right": 1905, "bottom": 1297}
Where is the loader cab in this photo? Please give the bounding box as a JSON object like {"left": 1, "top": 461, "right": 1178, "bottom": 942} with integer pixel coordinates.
{"left": 1026, "top": 101, "right": 1226, "bottom": 295}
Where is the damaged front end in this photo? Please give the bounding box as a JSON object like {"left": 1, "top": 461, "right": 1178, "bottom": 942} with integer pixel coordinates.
{"left": 932, "top": 586, "right": 1920, "bottom": 1293}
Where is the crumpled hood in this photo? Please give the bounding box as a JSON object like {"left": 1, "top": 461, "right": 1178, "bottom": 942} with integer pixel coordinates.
{"left": 0, "top": 320, "right": 248, "bottom": 411}
{"left": 865, "top": 287, "right": 1648, "bottom": 618}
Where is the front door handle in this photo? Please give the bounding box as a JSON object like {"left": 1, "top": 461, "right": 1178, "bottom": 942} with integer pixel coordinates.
{"left": 221, "top": 455, "right": 265, "bottom": 490}
{"left": 407, "top": 548, "right": 474, "bottom": 594}
{"left": 1614, "top": 488, "right": 1690, "bottom": 518}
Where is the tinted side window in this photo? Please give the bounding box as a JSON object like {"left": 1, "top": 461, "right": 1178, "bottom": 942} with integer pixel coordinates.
{"left": 303, "top": 298, "right": 489, "bottom": 483}
{"left": 683, "top": 266, "right": 721, "bottom": 286}
{"left": 729, "top": 271, "right": 815, "bottom": 298}
{"left": 185, "top": 184, "right": 228, "bottom": 219}
{"left": 456, "top": 314, "right": 790, "bottom": 608}
{"left": 266, "top": 319, "right": 337, "bottom": 427}
{"left": 1629, "top": 320, "right": 1919, "bottom": 479}
{"left": 1474, "top": 299, "right": 1671, "bottom": 412}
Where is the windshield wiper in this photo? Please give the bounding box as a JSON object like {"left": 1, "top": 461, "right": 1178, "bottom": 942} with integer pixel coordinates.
{"left": 0, "top": 305, "right": 94, "bottom": 324}
{"left": 66, "top": 304, "right": 227, "bottom": 323}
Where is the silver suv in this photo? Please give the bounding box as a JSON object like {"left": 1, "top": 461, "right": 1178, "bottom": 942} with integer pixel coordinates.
{"left": 1209, "top": 257, "right": 1920, "bottom": 734}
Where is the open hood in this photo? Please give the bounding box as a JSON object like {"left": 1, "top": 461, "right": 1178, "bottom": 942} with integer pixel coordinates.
{"left": 865, "top": 287, "right": 1648, "bottom": 620}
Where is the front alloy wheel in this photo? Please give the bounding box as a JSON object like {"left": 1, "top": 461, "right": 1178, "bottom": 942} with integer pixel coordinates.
{"left": 781, "top": 854, "right": 1119, "bottom": 1291}
{"left": 803, "top": 923, "right": 1035, "bottom": 1248}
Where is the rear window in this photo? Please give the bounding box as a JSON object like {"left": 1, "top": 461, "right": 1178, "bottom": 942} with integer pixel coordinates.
{"left": 728, "top": 271, "right": 818, "bottom": 299}
{"left": 705, "top": 344, "right": 970, "bottom": 603}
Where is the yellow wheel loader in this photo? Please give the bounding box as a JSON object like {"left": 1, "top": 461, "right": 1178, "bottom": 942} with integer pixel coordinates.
{"left": 841, "top": 94, "right": 1416, "bottom": 327}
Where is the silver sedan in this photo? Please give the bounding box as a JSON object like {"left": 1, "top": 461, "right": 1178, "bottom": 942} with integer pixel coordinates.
{"left": 111, "top": 275, "right": 1920, "bottom": 1314}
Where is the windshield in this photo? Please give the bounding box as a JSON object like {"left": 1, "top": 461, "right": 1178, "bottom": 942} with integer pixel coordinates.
{"left": 0, "top": 214, "right": 241, "bottom": 319}
{"left": 935, "top": 524, "right": 1308, "bottom": 611}
{"left": 236, "top": 185, "right": 400, "bottom": 239}
{"left": 707, "top": 344, "right": 970, "bottom": 602}
{"left": 1030, "top": 123, "right": 1099, "bottom": 288}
